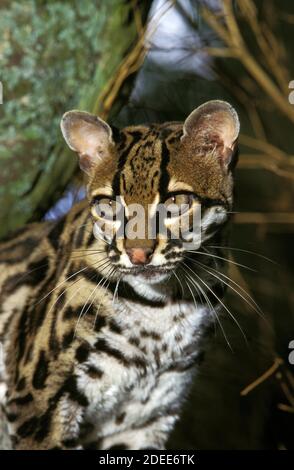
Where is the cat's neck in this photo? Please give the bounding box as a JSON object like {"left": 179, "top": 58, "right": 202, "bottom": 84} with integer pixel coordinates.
{"left": 123, "top": 273, "right": 176, "bottom": 303}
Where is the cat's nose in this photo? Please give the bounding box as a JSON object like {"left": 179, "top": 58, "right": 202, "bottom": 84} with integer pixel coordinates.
{"left": 126, "top": 247, "right": 153, "bottom": 265}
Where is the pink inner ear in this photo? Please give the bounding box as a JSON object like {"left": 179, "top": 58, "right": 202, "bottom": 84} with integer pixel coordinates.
{"left": 183, "top": 101, "right": 239, "bottom": 141}
{"left": 204, "top": 116, "right": 237, "bottom": 165}
{"left": 70, "top": 122, "right": 107, "bottom": 161}
{"left": 214, "top": 113, "right": 237, "bottom": 151}
{"left": 78, "top": 127, "right": 100, "bottom": 156}
{"left": 182, "top": 102, "right": 239, "bottom": 166}
{"left": 61, "top": 110, "right": 115, "bottom": 176}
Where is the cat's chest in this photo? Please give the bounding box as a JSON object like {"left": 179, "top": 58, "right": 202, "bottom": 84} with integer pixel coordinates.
{"left": 80, "top": 299, "right": 208, "bottom": 415}
{"left": 112, "top": 298, "right": 207, "bottom": 362}
{"left": 79, "top": 298, "right": 208, "bottom": 438}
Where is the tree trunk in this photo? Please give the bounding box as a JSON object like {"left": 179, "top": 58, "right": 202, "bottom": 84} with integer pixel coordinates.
{"left": 0, "top": 0, "right": 152, "bottom": 238}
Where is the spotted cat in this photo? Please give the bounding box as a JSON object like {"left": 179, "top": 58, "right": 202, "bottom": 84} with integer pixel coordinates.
{"left": 0, "top": 100, "right": 241, "bottom": 449}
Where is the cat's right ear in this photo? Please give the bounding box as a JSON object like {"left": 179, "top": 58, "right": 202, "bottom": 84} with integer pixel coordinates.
{"left": 182, "top": 100, "right": 240, "bottom": 168}
{"left": 60, "top": 110, "right": 114, "bottom": 175}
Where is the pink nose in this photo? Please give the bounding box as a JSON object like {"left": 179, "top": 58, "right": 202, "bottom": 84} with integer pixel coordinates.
{"left": 126, "top": 247, "right": 153, "bottom": 265}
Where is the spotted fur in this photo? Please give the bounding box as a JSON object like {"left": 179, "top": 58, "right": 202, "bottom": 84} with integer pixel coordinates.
{"left": 0, "top": 101, "right": 241, "bottom": 449}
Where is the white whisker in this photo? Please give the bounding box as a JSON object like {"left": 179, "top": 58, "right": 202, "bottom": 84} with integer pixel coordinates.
{"left": 182, "top": 265, "right": 232, "bottom": 350}
{"left": 186, "top": 250, "right": 257, "bottom": 272}
{"left": 182, "top": 261, "right": 248, "bottom": 347}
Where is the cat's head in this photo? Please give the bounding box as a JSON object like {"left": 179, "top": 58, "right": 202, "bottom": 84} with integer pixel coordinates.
{"left": 61, "top": 100, "right": 239, "bottom": 283}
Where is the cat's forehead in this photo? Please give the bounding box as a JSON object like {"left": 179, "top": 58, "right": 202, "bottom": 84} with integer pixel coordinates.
{"left": 114, "top": 125, "right": 181, "bottom": 204}
{"left": 90, "top": 123, "right": 182, "bottom": 203}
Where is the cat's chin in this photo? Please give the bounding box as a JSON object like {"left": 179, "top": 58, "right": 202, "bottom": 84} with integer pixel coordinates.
{"left": 136, "top": 271, "right": 170, "bottom": 284}
{"left": 122, "top": 267, "right": 171, "bottom": 285}
{"left": 123, "top": 270, "right": 172, "bottom": 301}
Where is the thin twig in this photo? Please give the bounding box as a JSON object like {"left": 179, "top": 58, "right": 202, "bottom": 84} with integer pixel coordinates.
{"left": 93, "top": 0, "right": 173, "bottom": 119}
{"left": 277, "top": 403, "right": 294, "bottom": 413}
{"left": 201, "top": 3, "right": 294, "bottom": 123}
{"left": 276, "top": 371, "right": 294, "bottom": 408}
{"left": 241, "top": 357, "right": 283, "bottom": 396}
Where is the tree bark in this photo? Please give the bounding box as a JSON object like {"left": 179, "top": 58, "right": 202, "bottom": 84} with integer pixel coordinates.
{"left": 0, "top": 0, "right": 152, "bottom": 238}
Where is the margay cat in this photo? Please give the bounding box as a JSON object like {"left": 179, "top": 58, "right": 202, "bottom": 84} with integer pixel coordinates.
{"left": 0, "top": 100, "right": 241, "bottom": 450}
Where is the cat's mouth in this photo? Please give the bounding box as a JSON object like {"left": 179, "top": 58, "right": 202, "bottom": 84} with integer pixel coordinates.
{"left": 118, "top": 265, "right": 173, "bottom": 279}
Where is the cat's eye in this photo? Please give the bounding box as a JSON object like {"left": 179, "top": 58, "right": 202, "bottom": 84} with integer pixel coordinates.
{"left": 92, "top": 197, "right": 121, "bottom": 220}
{"left": 164, "top": 194, "right": 193, "bottom": 218}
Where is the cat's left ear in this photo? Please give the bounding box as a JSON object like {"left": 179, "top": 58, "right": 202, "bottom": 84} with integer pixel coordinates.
{"left": 182, "top": 100, "right": 240, "bottom": 167}
{"left": 60, "top": 110, "right": 114, "bottom": 175}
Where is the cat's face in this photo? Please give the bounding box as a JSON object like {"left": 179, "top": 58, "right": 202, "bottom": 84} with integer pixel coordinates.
{"left": 61, "top": 101, "right": 239, "bottom": 283}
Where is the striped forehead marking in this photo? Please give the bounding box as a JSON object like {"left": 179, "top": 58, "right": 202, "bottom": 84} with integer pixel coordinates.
{"left": 112, "top": 128, "right": 171, "bottom": 204}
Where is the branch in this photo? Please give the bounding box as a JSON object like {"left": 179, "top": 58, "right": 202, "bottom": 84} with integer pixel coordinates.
{"left": 93, "top": 0, "right": 174, "bottom": 120}
{"left": 241, "top": 357, "right": 283, "bottom": 396}
{"left": 202, "top": 2, "right": 294, "bottom": 124}
{"left": 239, "top": 135, "right": 294, "bottom": 164}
